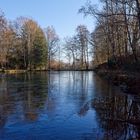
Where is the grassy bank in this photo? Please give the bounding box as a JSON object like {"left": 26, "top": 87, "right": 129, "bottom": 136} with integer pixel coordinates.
{"left": 0, "top": 69, "right": 93, "bottom": 74}
{"left": 0, "top": 69, "right": 27, "bottom": 74}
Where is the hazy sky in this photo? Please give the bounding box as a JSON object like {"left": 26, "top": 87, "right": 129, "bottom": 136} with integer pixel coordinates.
{"left": 0, "top": 0, "right": 99, "bottom": 38}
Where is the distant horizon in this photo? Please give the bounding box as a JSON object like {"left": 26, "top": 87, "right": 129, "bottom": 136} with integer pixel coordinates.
{"left": 0, "top": 0, "right": 99, "bottom": 39}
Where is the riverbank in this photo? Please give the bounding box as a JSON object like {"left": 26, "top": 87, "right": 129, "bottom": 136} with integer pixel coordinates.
{"left": 0, "top": 69, "right": 27, "bottom": 74}
{"left": 95, "top": 66, "right": 140, "bottom": 94}
{"left": 0, "top": 69, "right": 93, "bottom": 74}
{"left": 1, "top": 68, "right": 139, "bottom": 95}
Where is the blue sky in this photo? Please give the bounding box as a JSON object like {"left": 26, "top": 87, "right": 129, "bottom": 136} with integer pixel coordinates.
{"left": 0, "top": 0, "right": 99, "bottom": 38}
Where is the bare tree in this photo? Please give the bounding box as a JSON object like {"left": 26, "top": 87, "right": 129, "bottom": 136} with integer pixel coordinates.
{"left": 45, "top": 26, "right": 59, "bottom": 70}
{"left": 76, "top": 25, "right": 90, "bottom": 69}
{"left": 79, "top": 0, "right": 140, "bottom": 67}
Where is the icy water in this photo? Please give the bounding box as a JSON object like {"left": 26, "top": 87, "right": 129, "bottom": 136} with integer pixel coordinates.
{"left": 0, "top": 71, "right": 140, "bottom": 140}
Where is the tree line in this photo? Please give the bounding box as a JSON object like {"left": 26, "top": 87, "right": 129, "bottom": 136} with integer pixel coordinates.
{"left": 79, "top": 0, "right": 140, "bottom": 69}
{"left": 0, "top": 10, "right": 60, "bottom": 70}
{"left": 0, "top": 9, "right": 94, "bottom": 71}
{"left": 1, "top": 0, "right": 140, "bottom": 71}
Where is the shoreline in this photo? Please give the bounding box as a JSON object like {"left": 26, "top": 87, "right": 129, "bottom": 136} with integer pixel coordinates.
{"left": 94, "top": 68, "right": 140, "bottom": 95}
{"left": 1, "top": 69, "right": 139, "bottom": 95}
{"left": 0, "top": 69, "right": 94, "bottom": 74}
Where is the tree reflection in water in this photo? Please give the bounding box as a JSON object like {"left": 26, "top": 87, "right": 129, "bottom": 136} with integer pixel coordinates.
{"left": 0, "top": 72, "right": 48, "bottom": 123}
{"left": 0, "top": 71, "right": 140, "bottom": 140}
{"left": 79, "top": 95, "right": 140, "bottom": 139}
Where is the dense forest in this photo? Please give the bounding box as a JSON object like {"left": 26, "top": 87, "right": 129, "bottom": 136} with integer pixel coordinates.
{"left": 0, "top": 10, "right": 93, "bottom": 70}
{"left": 0, "top": 11, "right": 60, "bottom": 70}
{"left": 0, "top": 0, "right": 140, "bottom": 71}
{"left": 79, "top": 0, "right": 140, "bottom": 71}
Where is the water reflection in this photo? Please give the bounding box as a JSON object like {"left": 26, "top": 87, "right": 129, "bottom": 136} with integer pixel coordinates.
{"left": 0, "top": 71, "right": 140, "bottom": 140}
{"left": 0, "top": 73, "right": 48, "bottom": 123}
{"left": 80, "top": 95, "right": 140, "bottom": 139}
